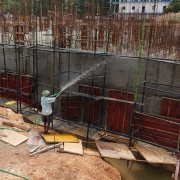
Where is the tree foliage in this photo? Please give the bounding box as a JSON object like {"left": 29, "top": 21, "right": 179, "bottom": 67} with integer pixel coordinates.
{"left": 163, "top": 0, "right": 180, "bottom": 13}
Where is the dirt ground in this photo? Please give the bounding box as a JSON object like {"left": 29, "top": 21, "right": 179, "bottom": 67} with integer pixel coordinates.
{"left": 0, "top": 107, "right": 121, "bottom": 180}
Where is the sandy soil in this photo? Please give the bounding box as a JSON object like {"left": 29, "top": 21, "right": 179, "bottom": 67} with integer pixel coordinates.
{"left": 0, "top": 107, "right": 121, "bottom": 180}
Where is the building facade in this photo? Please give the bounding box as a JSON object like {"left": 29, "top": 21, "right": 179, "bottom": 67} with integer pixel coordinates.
{"left": 113, "top": 0, "right": 171, "bottom": 15}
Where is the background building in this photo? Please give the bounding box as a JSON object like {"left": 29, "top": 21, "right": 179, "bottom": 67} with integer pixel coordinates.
{"left": 113, "top": 0, "right": 171, "bottom": 16}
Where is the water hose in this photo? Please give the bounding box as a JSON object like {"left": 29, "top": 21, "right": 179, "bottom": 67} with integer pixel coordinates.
{"left": 0, "top": 115, "right": 42, "bottom": 132}
{"left": 0, "top": 167, "right": 30, "bottom": 180}
{"left": 51, "top": 92, "right": 60, "bottom": 97}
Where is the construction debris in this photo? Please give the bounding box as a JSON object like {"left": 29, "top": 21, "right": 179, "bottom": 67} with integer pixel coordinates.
{"left": 29, "top": 144, "right": 44, "bottom": 154}
{"left": 29, "top": 143, "right": 62, "bottom": 156}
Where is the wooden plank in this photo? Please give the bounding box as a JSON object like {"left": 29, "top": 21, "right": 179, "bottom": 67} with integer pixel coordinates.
{"left": 83, "top": 148, "right": 100, "bottom": 157}
{"left": 96, "top": 141, "right": 136, "bottom": 160}
{"left": 135, "top": 144, "right": 177, "bottom": 164}
{"left": 116, "top": 144, "right": 136, "bottom": 160}
{"left": 0, "top": 129, "right": 28, "bottom": 146}
{"left": 42, "top": 134, "right": 79, "bottom": 143}
{"left": 64, "top": 139, "right": 83, "bottom": 155}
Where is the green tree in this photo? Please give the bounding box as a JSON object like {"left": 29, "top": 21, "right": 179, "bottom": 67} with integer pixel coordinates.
{"left": 74, "top": 0, "right": 84, "bottom": 15}
{"left": 163, "top": 0, "right": 180, "bottom": 13}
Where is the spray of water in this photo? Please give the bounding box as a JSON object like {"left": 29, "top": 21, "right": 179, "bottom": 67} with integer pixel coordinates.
{"left": 60, "top": 57, "right": 109, "bottom": 92}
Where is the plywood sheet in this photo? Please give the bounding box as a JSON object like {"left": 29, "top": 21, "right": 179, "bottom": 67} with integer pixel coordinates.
{"left": 116, "top": 144, "right": 136, "bottom": 160}
{"left": 64, "top": 139, "right": 83, "bottom": 155}
{"left": 135, "top": 144, "right": 177, "bottom": 164}
{"left": 96, "top": 141, "right": 136, "bottom": 160}
{"left": 0, "top": 129, "right": 28, "bottom": 146}
{"left": 83, "top": 148, "right": 100, "bottom": 157}
{"left": 42, "top": 134, "right": 79, "bottom": 143}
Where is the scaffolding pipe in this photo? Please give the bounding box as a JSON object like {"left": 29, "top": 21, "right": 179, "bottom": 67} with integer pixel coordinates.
{"left": 138, "top": 85, "right": 180, "bottom": 96}
{"left": 129, "top": 15, "right": 146, "bottom": 147}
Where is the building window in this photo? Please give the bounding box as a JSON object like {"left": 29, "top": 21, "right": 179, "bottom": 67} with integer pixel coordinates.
{"left": 122, "top": 6, "right": 125, "bottom": 10}
{"left": 132, "top": 6, "right": 135, "bottom": 10}
{"left": 142, "top": 6, "right": 145, "bottom": 13}
{"left": 163, "top": 6, "right": 166, "bottom": 10}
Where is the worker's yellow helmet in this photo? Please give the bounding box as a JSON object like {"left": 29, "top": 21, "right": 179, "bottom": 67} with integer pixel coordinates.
{"left": 42, "top": 90, "right": 50, "bottom": 97}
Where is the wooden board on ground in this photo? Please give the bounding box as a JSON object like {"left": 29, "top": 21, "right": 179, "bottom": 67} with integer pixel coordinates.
{"left": 96, "top": 141, "right": 136, "bottom": 160}
{"left": 0, "top": 129, "right": 28, "bottom": 146}
{"left": 83, "top": 148, "right": 100, "bottom": 157}
{"left": 135, "top": 144, "right": 177, "bottom": 164}
{"left": 42, "top": 134, "right": 79, "bottom": 143}
{"left": 64, "top": 139, "right": 83, "bottom": 155}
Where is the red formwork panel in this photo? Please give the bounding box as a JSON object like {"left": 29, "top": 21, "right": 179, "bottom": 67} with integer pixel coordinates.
{"left": 21, "top": 75, "right": 34, "bottom": 96}
{"left": 106, "top": 90, "right": 116, "bottom": 130}
{"left": 118, "top": 91, "right": 129, "bottom": 132}
{"left": 0, "top": 72, "right": 34, "bottom": 98}
{"left": 161, "top": 97, "right": 180, "bottom": 119}
{"left": 0, "top": 72, "right": 36, "bottom": 110}
{"left": 78, "top": 85, "right": 86, "bottom": 122}
{"left": 134, "top": 114, "right": 178, "bottom": 135}
{"left": 123, "top": 93, "right": 134, "bottom": 134}
{"left": 112, "top": 91, "right": 122, "bottom": 132}
{"left": 134, "top": 113, "right": 180, "bottom": 149}
{"left": 160, "top": 97, "right": 170, "bottom": 116}
{"left": 134, "top": 130, "right": 177, "bottom": 149}
{"left": 133, "top": 125, "right": 178, "bottom": 144}
{"left": 7, "top": 73, "right": 16, "bottom": 99}
{"left": 61, "top": 96, "right": 78, "bottom": 120}
{"left": 0, "top": 73, "right": 8, "bottom": 97}
{"left": 78, "top": 85, "right": 102, "bottom": 125}
{"left": 17, "top": 95, "right": 42, "bottom": 112}
{"left": 106, "top": 89, "right": 134, "bottom": 134}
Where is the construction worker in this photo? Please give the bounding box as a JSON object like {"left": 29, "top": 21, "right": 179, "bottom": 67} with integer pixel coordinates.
{"left": 41, "top": 90, "right": 60, "bottom": 134}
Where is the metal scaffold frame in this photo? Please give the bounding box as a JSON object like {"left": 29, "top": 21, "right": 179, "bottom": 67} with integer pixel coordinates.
{"left": 128, "top": 3, "right": 180, "bottom": 153}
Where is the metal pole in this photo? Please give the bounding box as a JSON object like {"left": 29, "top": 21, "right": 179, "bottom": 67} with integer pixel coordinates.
{"left": 2, "top": 44, "right": 6, "bottom": 73}
{"left": 35, "top": 0, "right": 38, "bottom": 113}
{"left": 129, "top": 16, "right": 146, "bottom": 147}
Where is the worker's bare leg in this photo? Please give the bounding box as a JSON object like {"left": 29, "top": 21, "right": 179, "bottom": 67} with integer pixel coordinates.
{"left": 44, "top": 121, "right": 47, "bottom": 134}
{"left": 46, "top": 122, "right": 50, "bottom": 133}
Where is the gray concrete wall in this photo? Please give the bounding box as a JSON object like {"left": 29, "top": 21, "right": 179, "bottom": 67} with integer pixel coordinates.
{"left": 0, "top": 46, "right": 180, "bottom": 116}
